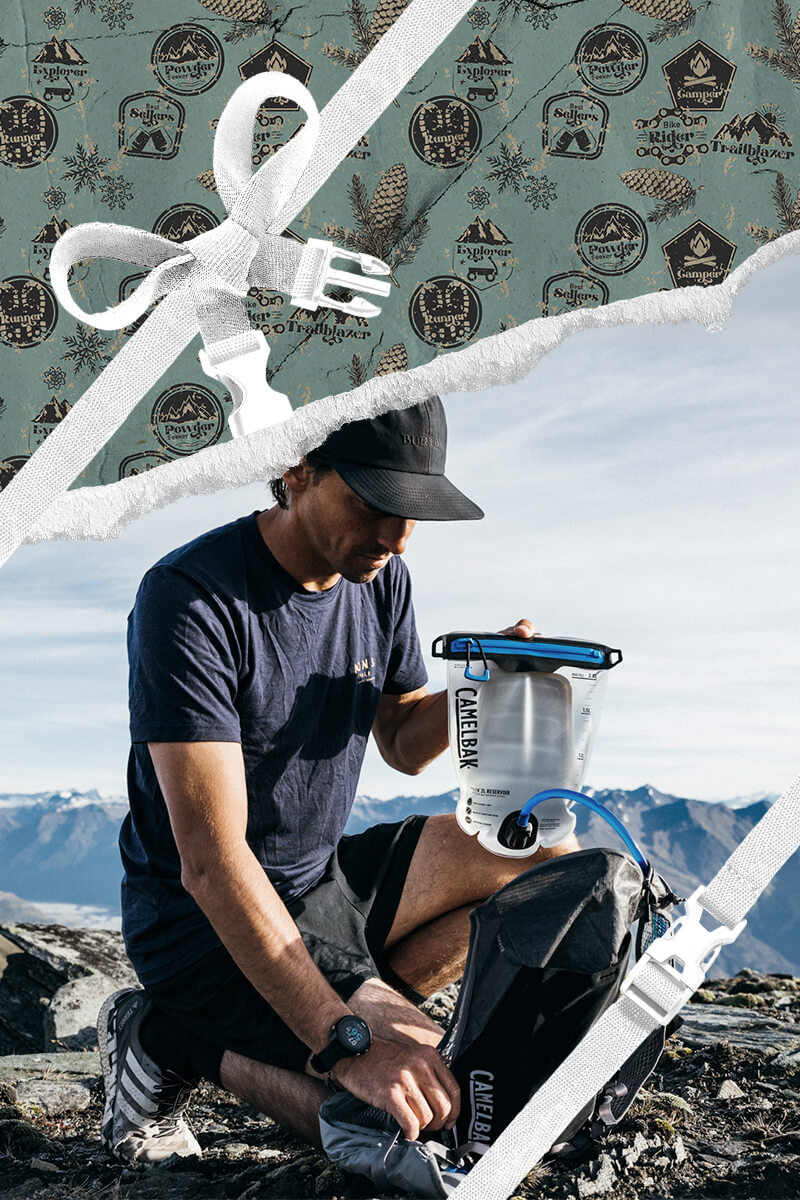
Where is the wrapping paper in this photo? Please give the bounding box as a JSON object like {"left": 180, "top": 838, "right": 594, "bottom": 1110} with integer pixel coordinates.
{"left": 1, "top": 0, "right": 800, "bottom": 536}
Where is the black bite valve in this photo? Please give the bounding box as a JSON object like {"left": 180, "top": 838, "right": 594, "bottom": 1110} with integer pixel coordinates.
{"left": 498, "top": 810, "right": 539, "bottom": 852}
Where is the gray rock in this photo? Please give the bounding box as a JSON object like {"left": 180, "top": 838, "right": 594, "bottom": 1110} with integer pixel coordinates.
{"left": 576, "top": 1153, "right": 617, "bottom": 1197}
{"left": 0, "top": 1050, "right": 99, "bottom": 1117}
{"left": 716, "top": 1079, "right": 745, "bottom": 1101}
{"left": 0, "top": 924, "right": 136, "bottom": 1054}
{"left": 673, "top": 1135, "right": 687, "bottom": 1164}
{"left": 44, "top": 972, "right": 122, "bottom": 1052}
{"left": 774, "top": 1044, "right": 800, "bottom": 1067}
{"left": 0, "top": 1051, "right": 100, "bottom": 1083}
{"left": 620, "top": 1131, "right": 649, "bottom": 1168}
{"left": 16, "top": 1078, "right": 92, "bottom": 1116}
{"left": 678, "top": 1003, "right": 800, "bottom": 1057}
{"left": 0, "top": 924, "right": 135, "bottom": 985}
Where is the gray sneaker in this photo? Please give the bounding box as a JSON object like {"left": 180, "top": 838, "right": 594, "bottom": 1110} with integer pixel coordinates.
{"left": 98, "top": 987, "right": 202, "bottom": 1163}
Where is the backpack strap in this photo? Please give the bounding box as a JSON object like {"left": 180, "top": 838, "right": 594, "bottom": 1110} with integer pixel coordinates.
{"left": 450, "top": 772, "right": 800, "bottom": 1200}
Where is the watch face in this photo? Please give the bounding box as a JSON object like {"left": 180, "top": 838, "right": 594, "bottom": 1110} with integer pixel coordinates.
{"left": 337, "top": 1016, "right": 371, "bottom": 1054}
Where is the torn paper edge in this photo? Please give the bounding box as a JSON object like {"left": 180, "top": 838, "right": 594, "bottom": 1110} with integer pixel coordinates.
{"left": 20, "top": 230, "right": 800, "bottom": 548}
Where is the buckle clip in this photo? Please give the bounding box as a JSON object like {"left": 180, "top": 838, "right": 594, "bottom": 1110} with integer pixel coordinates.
{"left": 290, "top": 237, "right": 391, "bottom": 318}
{"left": 620, "top": 887, "right": 746, "bottom": 1025}
{"left": 198, "top": 330, "right": 293, "bottom": 438}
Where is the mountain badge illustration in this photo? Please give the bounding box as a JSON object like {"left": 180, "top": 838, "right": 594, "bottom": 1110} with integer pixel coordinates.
{"left": 455, "top": 34, "right": 514, "bottom": 107}
{"left": 30, "top": 395, "right": 72, "bottom": 452}
{"left": 575, "top": 24, "right": 647, "bottom": 95}
{"left": 151, "top": 383, "right": 225, "bottom": 455}
{"left": 711, "top": 108, "right": 794, "bottom": 166}
{"left": 575, "top": 204, "right": 648, "bottom": 275}
{"left": 151, "top": 24, "right": 224, "bottom": 95}
{"left": 31, "top": 36, "right": 91, "bottom": 107}
{"left": 454, "top": 215, "right": 514, "bottom": 287}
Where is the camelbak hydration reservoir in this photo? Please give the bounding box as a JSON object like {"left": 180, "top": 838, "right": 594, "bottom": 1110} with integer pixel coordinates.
{"left": 432, "top": 633, "right": 623, "bottom": 858}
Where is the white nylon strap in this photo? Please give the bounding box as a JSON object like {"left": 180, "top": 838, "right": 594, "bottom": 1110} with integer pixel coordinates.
{"left": 452, "top": 772, "right": 800, "bottom": 1200}
{"left": 0, "top": 0, "right": 476, "bottom": 571}
{"left": 701, "top": 774, "right": 800, "bottom": 928}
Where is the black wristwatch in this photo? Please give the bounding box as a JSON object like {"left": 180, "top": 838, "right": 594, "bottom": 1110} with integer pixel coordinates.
{"left": 309, "top": 1015, "right": 372, "bottom": 1073}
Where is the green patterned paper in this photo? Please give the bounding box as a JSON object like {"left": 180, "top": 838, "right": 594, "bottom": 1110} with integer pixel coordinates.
{"left": 1, "top": 0, "right": 799, "bottom": 488}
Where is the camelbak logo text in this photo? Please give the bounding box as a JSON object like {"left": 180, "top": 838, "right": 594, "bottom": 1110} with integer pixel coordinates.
{"left": 468, "top": 1070, "right": 494, "bottom": 1143}
{"left": 455, "top": 687, "right": 479, "bottom": 769}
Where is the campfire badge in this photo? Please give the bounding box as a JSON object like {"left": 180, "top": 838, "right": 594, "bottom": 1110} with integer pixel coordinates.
{"left": 663, "top": 41, "right": 736, "bottom": 111}
{"left": 662, "top": 221, "right": 736, "bottom": 287}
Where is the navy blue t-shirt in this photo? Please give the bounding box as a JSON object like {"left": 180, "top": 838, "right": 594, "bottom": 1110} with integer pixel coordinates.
{"left": 120, "top": 511, "right": 427, "bottom": 985}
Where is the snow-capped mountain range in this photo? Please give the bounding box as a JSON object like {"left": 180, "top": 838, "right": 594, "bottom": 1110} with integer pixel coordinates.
{"left": 0, "top": 786, "right": 793, "bottom": 977}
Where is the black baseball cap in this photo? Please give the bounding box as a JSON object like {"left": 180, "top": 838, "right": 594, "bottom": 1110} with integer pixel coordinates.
{"left": 312, "top": 397, "right": 483, "bottom": 521}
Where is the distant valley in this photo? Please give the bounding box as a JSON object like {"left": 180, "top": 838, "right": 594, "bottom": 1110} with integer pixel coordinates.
{"left": 0, "top": 785, "right": 795, "bottom": 977}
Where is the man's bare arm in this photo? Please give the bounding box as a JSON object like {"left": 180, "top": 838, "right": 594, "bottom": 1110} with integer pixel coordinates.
{"left": 148, "top": 740, "right": 461, "bottom": 1138}
{"left": 149, "top": 740, "right": 353, "bottom": 1051}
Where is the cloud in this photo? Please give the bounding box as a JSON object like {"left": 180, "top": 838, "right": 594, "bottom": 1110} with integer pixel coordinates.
{"left": 1, "top": 258, "right": 799, "bottom": 802}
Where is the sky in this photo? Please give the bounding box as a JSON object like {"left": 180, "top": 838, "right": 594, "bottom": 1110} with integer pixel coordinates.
{"left": 1, "top": 253, "right": 799, "bottom": 803}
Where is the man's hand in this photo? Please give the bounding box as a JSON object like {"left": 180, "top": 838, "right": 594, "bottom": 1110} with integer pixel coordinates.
{"left": 498, "top": 617, "right": 535, "bottom": 638}
{"left": 331, "top": 1033, "right": 461, "bottom": 1142}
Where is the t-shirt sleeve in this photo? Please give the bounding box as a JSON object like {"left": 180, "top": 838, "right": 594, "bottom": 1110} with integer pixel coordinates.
{"left": 128, "top": 564, "right": 242, "bottom": 744}
{"left": 381, "top": 560, "right": 429, "bottom": 696}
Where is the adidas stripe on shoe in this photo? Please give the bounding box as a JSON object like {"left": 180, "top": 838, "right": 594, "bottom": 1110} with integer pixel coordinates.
{"left": 98, "top": 987, "right": 202, "bottom": 1164}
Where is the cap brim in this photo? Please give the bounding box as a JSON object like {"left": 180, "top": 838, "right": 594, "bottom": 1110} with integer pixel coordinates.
{"left": 334, "top": 463, "right": 484, "bottom": 521}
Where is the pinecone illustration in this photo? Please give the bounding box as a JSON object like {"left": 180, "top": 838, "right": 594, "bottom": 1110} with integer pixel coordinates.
{"left": 197, "top": 168, "right": 217, "bottom": 193}
{"left": 367, "top": 162, "right": 407, "bottom": 243}
{"left": 324, "top": 0, "right": 409, "bottom": 82}
{"left": 324, "top": 164, "right": 428, "bottom": 285}
{"left": 373, "top": 342, "right": 408, "bottom": 376}
{"left": 348, "top": 342, "right": 408, "bottom": 387}
{"left": 194, "top": 0, "right": 274, "bottom": 42}
{"left": 369, "top": 0, "right": 408, "bottom": 42}
{"left": 195, "top": 0, "right": 271, "bottom": 19}
{"left": 621, "top": 0, "right": 698, "bottom": 42}
{"left": 748, "top": 170, "right": 800, "bottom": 243}
{"left": 747, "top": 1, "right": 800, "bottom": 87}
{"left": 620, "top": 167, "right": 700, "bottom": 223}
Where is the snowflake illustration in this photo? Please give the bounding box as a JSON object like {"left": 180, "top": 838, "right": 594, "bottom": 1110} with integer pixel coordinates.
{"left": 466, "top": 186, "right": 491, "bottom": 211}
{"left": 0, "top": 397, "right": 5, "bottom": 419}
{"left": 498, "top": 0, "right": 558, "bottom": 27}
{"left": 100, "top": 174, "right": 134, "bottom": 211}
{"left": 42, "top": 184, "right": 67, "bottom": 210}
{"left": 43, "top": 6, "right": 67, "bottom": 28}
{"left": 523, "top": 3, "right": 558, "bottom": 30}
{"left": 61, "top": 328, "right": 112, "bottom": 375}
{"left": 523, "top": 174, "right": 558, "bottom": 210}
{"left": 99, "top": 0, "right": 133, "bottom": 30}
{"left": 63, "top": 141, "right": 109, "bottom": 194}
{"left": 468, "top": 6, "right": 491, "bottom": 28}
{"left": 42, "top": 365, "right": 68, "bottom": 389}
{"left": 486, "top": 142, "right": 534, "bottom": 194}
{"left": 74, "top": 0, "right": 97, "bottom": 11}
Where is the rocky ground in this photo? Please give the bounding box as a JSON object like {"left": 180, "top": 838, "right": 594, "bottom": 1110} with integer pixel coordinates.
{"left": 1, "top": 924, "right": 799, "bottom": 1199}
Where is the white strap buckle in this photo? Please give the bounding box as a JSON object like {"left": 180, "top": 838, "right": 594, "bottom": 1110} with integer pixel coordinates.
{"left": 290, "top": 237, "right": 391, "bottom": 318}
{"left": 620, "top": 887, "right": 746, "bottom": 1025}
{"left": 198, "top": 330, "right": 293, "bottom": 438}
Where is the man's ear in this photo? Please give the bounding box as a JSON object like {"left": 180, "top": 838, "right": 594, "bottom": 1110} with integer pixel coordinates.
{"left": 282, "top": 458, "right": 313, "bottom": 496}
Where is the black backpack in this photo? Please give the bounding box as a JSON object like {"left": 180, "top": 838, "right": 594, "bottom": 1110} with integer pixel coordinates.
{"left": 320, "top": 846, "right": 679, "bottom": 1196}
